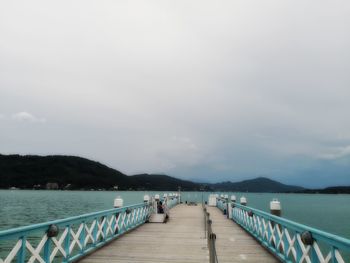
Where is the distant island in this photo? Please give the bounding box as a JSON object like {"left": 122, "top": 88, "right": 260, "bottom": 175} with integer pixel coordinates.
{"left": 0, "top": 154, "right": 349, "bottom": 193}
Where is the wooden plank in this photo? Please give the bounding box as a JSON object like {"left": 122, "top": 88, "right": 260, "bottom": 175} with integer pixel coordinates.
{"left": 79, "top": 204, "right": 208, "bottom": 263}
{"left": 79, "top": 204, "right": 278, "bottom": 263}
{"left": 206, "top": 207, "right": 279, "bottom": 263}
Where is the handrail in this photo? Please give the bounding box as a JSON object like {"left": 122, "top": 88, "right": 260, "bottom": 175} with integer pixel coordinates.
{"left": 203, "top": 207, "right": 219, "bottom": 263}
{"left": 216, "top": 198, "right": 350, "bottom": 263}
{"left": 166, "top": 197, "right": 179, "bottom": 210}
{"left": 0, "top": 203, "right": 152, "bottom": 263}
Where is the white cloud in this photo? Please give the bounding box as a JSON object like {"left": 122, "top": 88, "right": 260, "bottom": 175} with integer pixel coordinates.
{"left": 0, "top": 0, "right": 349, "bottom": 186}
{"left": 12, "top": 112, "right": 46, "bottom": 123}
{"left": 150, "top": 136, "right": 202, "bottom": 171}
{"left": 318, "top": 145, "right": 350, "bottom": 160}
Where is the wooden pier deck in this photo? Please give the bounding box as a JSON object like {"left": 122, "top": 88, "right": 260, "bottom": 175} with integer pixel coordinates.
{"left": 79, "top": 204, "right": 208, "bottom": 263}
{"left": 79, "top": 204, "right": 278, "bottom": 263}
{"left": 206, "top": 207, "right": 278, "bottom": 263}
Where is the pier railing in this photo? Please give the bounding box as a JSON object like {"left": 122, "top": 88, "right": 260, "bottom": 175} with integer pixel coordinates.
{"left": 216, "top": 198, "right": 350, "bottom": 263}
{"left": 216, "top": 199, "right": 226, "bottom": 214}
{"left": 0, "top": 203, "right": 151, "bottom": 263}
{"left": 166, "top": 196, "right": 178, "bottom": 209}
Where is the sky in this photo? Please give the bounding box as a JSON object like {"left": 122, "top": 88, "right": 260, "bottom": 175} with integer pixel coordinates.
{"left": 0, "top": 0, "right": 349, "bottom": 188}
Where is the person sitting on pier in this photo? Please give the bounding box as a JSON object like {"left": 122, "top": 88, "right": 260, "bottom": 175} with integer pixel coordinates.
{"left": 157, "top": 201, "right": 164, "bottom": 214}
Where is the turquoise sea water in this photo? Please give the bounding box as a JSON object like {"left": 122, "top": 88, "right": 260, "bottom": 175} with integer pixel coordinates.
{"left": 0, "top": 190, "right": 349, "bottom": 239}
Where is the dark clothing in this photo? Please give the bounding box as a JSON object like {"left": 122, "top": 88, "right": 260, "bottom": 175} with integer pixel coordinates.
{"left": 157, "top": 201, "right": 164, "bottom": 214}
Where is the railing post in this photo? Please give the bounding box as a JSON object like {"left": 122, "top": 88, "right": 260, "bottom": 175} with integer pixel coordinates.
{"left": 102, "top": 216, "right": 108, "bottom": 240}
{"left": 240, "top": 196, "right": 247, "bottom": 206}
{"left": 17, "top": 236, "right": 26, "bottom": 263}
{"left": 229, "top": 195, "right": 236, "bottom": 219}
{"left": 64, "top": 225, "right": 71, "bottom": 262}
{"left": 80, "top": 221, "right": 86, "bottom": 253}
{"left": 270, "top": 199, "right": 282, "bottom": 217}
{"left": 93, "top": 217, "right": 98, "bottom": 246}
{"left": 43, "top": 236, "right": 52, "bottom": 263}
{"left": 114, "top": 197, "right": 123, "bottom": 208}
{"left": 270, "top": 199, "right": 282, "bottom": 251}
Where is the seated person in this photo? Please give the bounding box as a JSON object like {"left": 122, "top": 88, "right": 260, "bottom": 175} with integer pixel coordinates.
{"left": 157, "top": 201, "right": 164, "bottom": 214}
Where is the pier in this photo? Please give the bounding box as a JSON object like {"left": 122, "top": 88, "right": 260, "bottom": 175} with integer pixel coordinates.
{"left": 80, "top": 204, "right": 207, "bottom": 263}
{"left": 206, "top": 207, "right": 277, "bottom": 263}
{"left": 1, "top": 193, "right": 350, "bottom": 263}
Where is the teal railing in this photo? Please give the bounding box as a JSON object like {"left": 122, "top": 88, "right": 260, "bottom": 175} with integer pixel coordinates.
{"left": 217, "top": 199, "right": 226, "bottom": 213}
{"left": 0, "top": 203, "right": 152, "bottom": 263}
{"left": 216, "top": 198, "right": 350, "bottom": 263}
{"left": 166, "top": 197, "right": 179, "bottom": 209}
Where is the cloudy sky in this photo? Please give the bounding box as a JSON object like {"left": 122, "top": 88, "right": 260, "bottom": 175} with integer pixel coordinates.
{"left": 1, "top": 0, "right": 349, "bottom": 187}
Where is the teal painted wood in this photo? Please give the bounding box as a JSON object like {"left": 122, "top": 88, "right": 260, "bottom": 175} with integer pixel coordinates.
{"left": 216, "top": 199, "right": 227, "bottom": 213}
{"left": 166, "top": 196, "right": 179, "bottom": 209}
{"left": 17, "top": 237, "right": 26, "bottom": 263}
{"left": 44, "top": 237, "right": 51, "bottom": 262}
{"left": 219, "top": 199, "right": 350, "bottom": 263}
{"left": 0, "top": 202, "right": 155, "bottom": 263}
{"left": 64, "top": 225, "right": 71, "bottom": 262}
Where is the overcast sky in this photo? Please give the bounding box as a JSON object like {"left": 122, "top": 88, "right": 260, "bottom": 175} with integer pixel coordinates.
{"left": 1, "top": 0, "right": 349, "bottom": 187}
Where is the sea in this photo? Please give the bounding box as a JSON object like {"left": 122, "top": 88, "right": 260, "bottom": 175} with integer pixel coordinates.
{"left": 0, "top": 190, "right": 349, "bottom": 239}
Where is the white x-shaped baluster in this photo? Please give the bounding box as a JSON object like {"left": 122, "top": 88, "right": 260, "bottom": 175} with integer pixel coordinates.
{"left": 50, "top": 228, "right": 68, "bottom": 262}
{"left": 129, "top": 210, "right": 135, "bottom": 226}
{"left": 134, "top": 208, "right": 140, "bottom": 223}
{"left": 119, "top": 213, "right": 127, "bottom": 231}
{"left": 105, "top": 216, "right": 115, "bottom": 236}
{"left": 135, "top": 208, "right": 140, "bottom": 223}
{"left": 276, "top": 225, "right": 285, "bottom": 252}
{"left": 268, "top": 221, "right": 276, "bottom": 245}
{"left": 334, "top": 249, "right": 345, "bottom": 263}
{"left": 139, "top": 207, "right": 144, "bottom": 221}
{"left": 312, "top": 242, "right": 331, "bottom": 263}
{"left": 114, "top": 214, "right": 121, "bottom": 233}
{"left": 69, "top": 224, "right": 84, "bottom": 253}
{"left": 0, "top": 239, "right": 22, "bottom": 263}
{"left": 125, "top": 212, "right": 131, "bottom": 229}
{"left": 84, "top": 221, "right": 96, "bottom": 246}
{"left": 296, "top": 234, "right": 312, "bottom": 263}
{"left": 26, "top": 234, "right": 48, "bottom": 263}
{"left": 252, "top": 216, "right": 258, "bottom": 233}
{"left": 285, "top": 229, "right": 297, "bottom": 261}
{"left": 253, "top": 216, "right": 257, "bottom": 231}
{"left": 262, "top": 219, "right": 269, "bottom": 241}
{"left": 259, "top": 217, "right": 264, "bottom": 238}
{"left": 96, "top": 217, "right": 106, "bottom": 241}
{"left": 244, "top": 211, "right": 248, "bottom": 225}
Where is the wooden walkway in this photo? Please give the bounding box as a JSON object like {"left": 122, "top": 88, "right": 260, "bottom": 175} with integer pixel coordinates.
{"left": 79, "top": 204, "right": 208, "bottom": 263}
{"left": 206, "top": 207, "right": 278, "bottom": 263}
{"left": 79, "top": 204, "right": 278, "bottom": 263}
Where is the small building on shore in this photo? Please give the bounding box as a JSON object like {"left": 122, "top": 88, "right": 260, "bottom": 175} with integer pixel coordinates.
{"left": 46, "top": 182, "right": 59, "bottom": 190}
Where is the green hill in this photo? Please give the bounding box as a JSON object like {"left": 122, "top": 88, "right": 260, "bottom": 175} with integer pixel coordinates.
{"left": 0, "top": 154, "right": 307, "bottom": 192}
{"left": 210, "top": 177, "right": 304, "bottom": 192}
{"left": 0, "top": 154, "right": 201, "bottom": 190}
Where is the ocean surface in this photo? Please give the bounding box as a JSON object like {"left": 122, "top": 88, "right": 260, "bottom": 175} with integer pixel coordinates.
{"left": 0, "top": 190, "right": 350, "bottom": 239}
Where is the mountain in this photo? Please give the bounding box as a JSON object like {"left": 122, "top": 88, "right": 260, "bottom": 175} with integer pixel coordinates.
{"left": 0, "top": 154, "right": 127, "bottom": 189}
{"left": 300, "top": 186, "right": 350, "bottom": 194}
{"left": 0, "top": 154, "right": 304, "bottom": 192}
{"left": 210, "top": 177, "right": 304, "bottom": 193}
{"left": 0, "top": 154, "right": 201, "bottom": 190}
{"left": 128, "top": 174, "right": 202, "bottom": 191}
